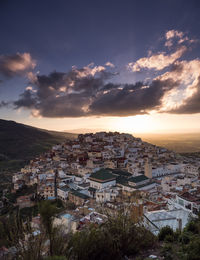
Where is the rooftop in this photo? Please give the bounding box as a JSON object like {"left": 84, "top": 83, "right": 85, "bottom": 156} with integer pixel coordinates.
{"left": 111, "top": 169, "right": 132, "bottom": 177}
{"left": 129, "top": 175, "right": 149, "bottom": 183}
{"left": 70, "top": 190, "right": 90, "bottom": 200}
{"left": 178, "top": 191, "right": 200, "bottom": 202}
{"left": 59, "top": 185, "right": 69, "bottom": 192}
{"left": 89, "top": 169, "right": 116, "bottom": 183}
{"left": 144, "top": 208, "right": 191, "bottom": 232}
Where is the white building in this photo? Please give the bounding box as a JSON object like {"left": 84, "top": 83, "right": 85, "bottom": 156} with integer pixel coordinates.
{"left": 89, "top": 169, "right": 116, "bottom": 190}
{"left": 96, "top": 188, "right": 119, "bottom": 203}
{"left": 57, "top": 186, "right": 69, "bottom": 201}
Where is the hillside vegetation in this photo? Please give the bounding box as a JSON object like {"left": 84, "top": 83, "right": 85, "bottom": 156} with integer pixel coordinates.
{"left": 0, "top": 119, "right": 77, "bottom": 188}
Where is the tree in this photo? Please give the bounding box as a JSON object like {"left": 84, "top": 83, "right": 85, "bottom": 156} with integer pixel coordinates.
{"left": 158, "top": 226, "right": 174, "bottom": 241}
{"left": 66, "top": 210, "right": 156, "bottom": 260}
{"left": 45, "top": 256, "right": 67, "bottom": 260}
{"left": 39, "top": 201, "right": 58, "bottom": 256}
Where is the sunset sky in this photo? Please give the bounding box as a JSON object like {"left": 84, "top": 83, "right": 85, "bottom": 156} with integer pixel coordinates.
{"left": 1, "top": 0, "right": 200, "bottom": 133}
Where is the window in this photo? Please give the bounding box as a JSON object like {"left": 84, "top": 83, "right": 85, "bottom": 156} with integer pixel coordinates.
{"left": 178, "top": 199, "right": 184, "bottom": 206}
{"left": 185, "top": 204, "right": 191, "bottom": 210}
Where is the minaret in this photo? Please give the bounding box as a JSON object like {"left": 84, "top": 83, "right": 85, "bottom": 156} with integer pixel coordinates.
{"left": 145, "top": 158, "right": 152, "bottom": 179}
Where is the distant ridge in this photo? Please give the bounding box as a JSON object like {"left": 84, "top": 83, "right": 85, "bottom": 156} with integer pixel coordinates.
{"left": 64, "top": 128, "right": 104, "bottom": 134}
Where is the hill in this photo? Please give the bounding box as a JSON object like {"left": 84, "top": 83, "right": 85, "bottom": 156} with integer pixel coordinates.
{"left": 0, "top": 119, "right": 77, "bottom": 188}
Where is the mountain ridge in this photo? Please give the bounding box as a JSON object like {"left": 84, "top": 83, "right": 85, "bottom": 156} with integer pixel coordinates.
{"left": 0, "top": 119, "right": 77, "bottom": 188}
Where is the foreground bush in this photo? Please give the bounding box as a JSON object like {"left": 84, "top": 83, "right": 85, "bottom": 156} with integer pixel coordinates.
{"left": 66, "top": 212, "right": 157, "bottom": 260}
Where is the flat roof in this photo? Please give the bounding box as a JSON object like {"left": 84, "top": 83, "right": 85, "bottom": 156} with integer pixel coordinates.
{"left": 70, "top": 190, "right": 90, "bottom": 200}
{"left": 129, "top": 175, "right": 149, "bottom": 183}
{"left": 89, "top": 169, "right": 116, "bottom": 183}
{"left": 144, "top": 209, "right": 191, "bottom": 231}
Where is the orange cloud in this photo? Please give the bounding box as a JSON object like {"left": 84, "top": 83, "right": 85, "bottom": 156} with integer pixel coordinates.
{"left": 128, "top": 46, "right": 186, "bottom": 72}
{"left": 0, "top": 53, "right": 36, "bottom": 77}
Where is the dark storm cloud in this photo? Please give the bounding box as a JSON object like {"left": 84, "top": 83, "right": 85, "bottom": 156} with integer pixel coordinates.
{"left": 168, "top": 76, "right": 200, "bottom": 114}
{"left": 0, "top": 53, "right": 36, "bottom": 78}
{"left": 89, "top": 79, "right": 178, "bottom": 116}
{"left": 0, "top": 101, "right": 8, "bottom": 108}
{"left": 14, "top": 89, "right": 37, "bottom": 109}
{"left": 12, "top": 64, "right": 179, "bottom": 117}
{"left": 13, "top": 67, "right": 115, "bottom": 117}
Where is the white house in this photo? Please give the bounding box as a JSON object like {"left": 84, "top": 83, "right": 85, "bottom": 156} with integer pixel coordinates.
{"left": 89, "top": 169, "right": 116, "bottom": 190}
{"left": 57, "top": 185, "right": 69, "bottom": 201}
{"left": 96, "top": 188, "right": 119, "bottom": 203}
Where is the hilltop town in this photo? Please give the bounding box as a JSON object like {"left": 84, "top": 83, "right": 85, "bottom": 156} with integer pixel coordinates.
{"left": 5, "top": 132, "right": 199, "bottom": 234}
{"left": 0, "top": 131, "right": 200, "bottom": 258}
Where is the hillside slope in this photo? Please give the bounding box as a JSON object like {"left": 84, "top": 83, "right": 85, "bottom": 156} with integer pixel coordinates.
{"left": 0, "top": 119, "right": 77, "bottom": 187}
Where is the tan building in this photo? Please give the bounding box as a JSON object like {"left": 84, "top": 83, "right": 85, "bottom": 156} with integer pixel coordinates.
{"left": 145, "top": 158, "right": 152, "bottom": 179}
{"left": 16, "top": 195, "right": 35, "bottom": 209}
{"left": 68, "top": 191, "right": 90, "bottom": 205}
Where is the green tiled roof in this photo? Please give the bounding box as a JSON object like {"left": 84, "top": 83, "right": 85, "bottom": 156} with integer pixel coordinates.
{"left": 135, "top": 181, "right": 155, "bottom": 189}
{"left": 89, "top": 169, "right": 116, "bottom": 182}
{"left": 128, "top": 175, "right": 148, "bottom": 183}
{"left": 70, "top": 190, "right": 90, "bottom": 200}
{"left": 59, "top": 185, "right": 69, "bottom": 192}
{"left": 116, "top": 176, "right": 128, "bottom": 185}
{"left": 111, "top": 169, "right": 132, "bottom": 177}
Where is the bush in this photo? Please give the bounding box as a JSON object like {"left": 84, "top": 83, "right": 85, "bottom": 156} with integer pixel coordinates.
{"left": 186, "top": 236, "right": 200, "bottom": 260}
{"left": 160, "top": 243, "right": 173, "bottom": 260}
{"left": 19, "top": 205, "right": 38, "bottom": 220}
{"left": 185, "top": 221, "right": 198, "bottom": 234}
{"left": 179, "top": 231, "right": 191, "bottom": 244}
{"left": 158, "top": 226, "right": 174, "bottom": 241}
{"left": 66, "top": 212, "right": 156, "bottom": 260}
{"left": 164, "top": 234, "right": 174, "bottom": 243}
{"left": 45, "top": 256, "right": 67, "bottom": 260}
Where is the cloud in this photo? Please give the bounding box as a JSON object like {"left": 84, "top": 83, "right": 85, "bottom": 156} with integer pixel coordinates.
{"left": 14, "top": 89, "right": 37, "bottom": 109}
{"left": 8, "top": 57, "right": 200, "bottom": 117}
{"left": 128, "top": 46, "right": 186, "bottom": 72}
{"left": 12, "top": 61, "right": 178, "bottom": 118}
{"left": 125, "top": 30, "right": 200, "bottom": 115}
{"left": 128, "top": 30, "right": 196, "bottom": 73}
{"left": 72, "top": 63, "right": 106, "bottom": 78}
{"left": 12, "top": 64, "right": 115, "bottom": 117}
{"left": 0, "top": 53, "right": 36, "bottom": 77}
{"left": 168, "top": 78, "right": 200, "bottom": 114}
{"left": 165, "top": 40, "right": 173, "bottom": 48}
{"left": 165, "top": 30, "right": 184, "bottom": 40}
{"left": 155, "top": 58, "right": 200, "bottom": 112}
{"left": 105, "top": 61, "right": 115, "bottom": 68}
{"left": 1, "top": 30, "right": 200, "bottom": 118}
{"left": 160, "top": 65, "right": 200, "bottom": 114}
{"left": 88, "top": 79, "right": 178, "bottom": 116}
{"left": 0, "top": 101, "right": 9, "bottom": 108}
{"left": 165, "top": 30, "right": 195, "bottom": 48}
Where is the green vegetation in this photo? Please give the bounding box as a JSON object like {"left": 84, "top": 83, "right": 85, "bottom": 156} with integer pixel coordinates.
{"left": 1, "top": 204, "right": 200, "bottom": 260}
{"left": 0, "top": 119, "right": 77, "bottom": 189}
{"left": 158, "top": 214, "right": 200, "bottom": 260}
{"left": 39, "top": 200, "right": 59, "bottom": 256}
{"left": 67, "top": 212, "right": 156, "bottom": 260}
{"left": 0, "top": 209, "right": 157, "bottom": 259}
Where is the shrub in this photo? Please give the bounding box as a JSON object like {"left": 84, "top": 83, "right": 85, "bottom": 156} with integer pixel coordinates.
{"left": 158, "top": 226, "right": 174, "bottom": 241}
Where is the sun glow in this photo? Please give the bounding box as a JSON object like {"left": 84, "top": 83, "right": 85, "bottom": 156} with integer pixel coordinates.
{"left": 110, "top": 115, "right": 160, "bottom": 133}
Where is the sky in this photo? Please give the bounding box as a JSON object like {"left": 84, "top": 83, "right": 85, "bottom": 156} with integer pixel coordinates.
{"left": 1, "top": 0, "right": 200, "bottom": 133}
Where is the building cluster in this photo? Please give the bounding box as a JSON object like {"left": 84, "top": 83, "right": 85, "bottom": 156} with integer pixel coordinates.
{"left": 11, "top": 132, "right": 200, "bottom": 234}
